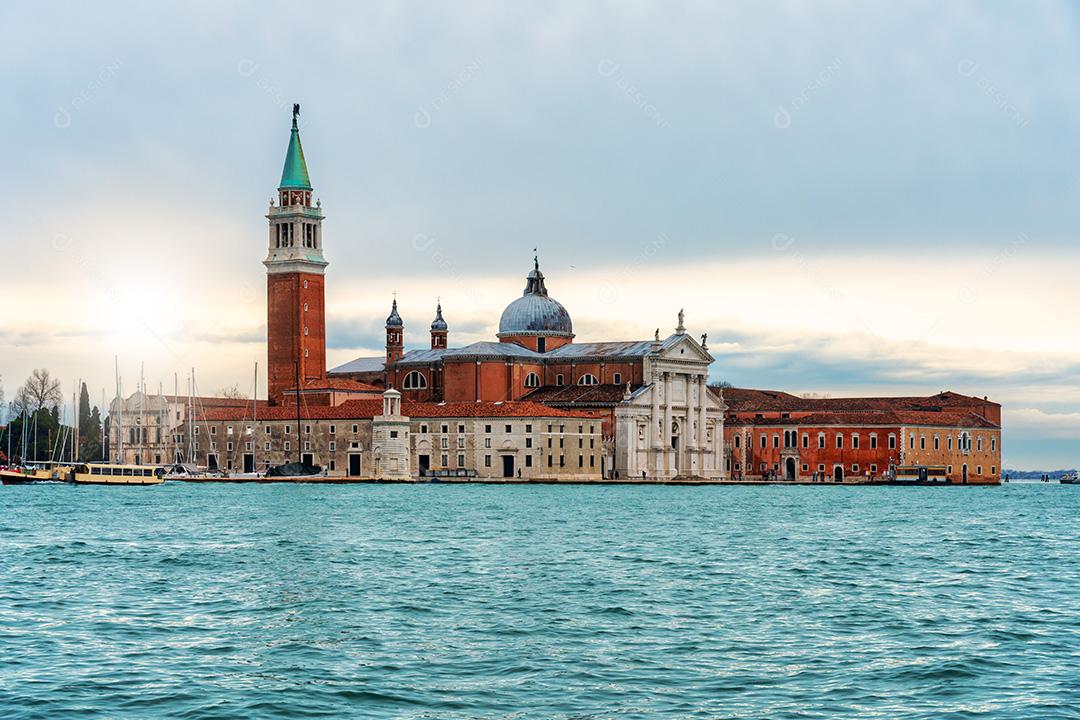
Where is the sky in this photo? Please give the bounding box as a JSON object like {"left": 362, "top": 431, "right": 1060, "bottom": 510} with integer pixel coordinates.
{"left": 1, "top": 0, "right": 1078, "bottom": 469}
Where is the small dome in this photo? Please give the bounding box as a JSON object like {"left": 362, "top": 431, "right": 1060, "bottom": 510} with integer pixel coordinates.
{"left": 497, "top": 260, "right": 573, "bottom": 338}
{"left": 430, "top": 302, "right": 448, "bottom": 332}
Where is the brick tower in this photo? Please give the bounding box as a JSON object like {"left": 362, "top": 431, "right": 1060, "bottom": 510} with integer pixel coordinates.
{"left": 265, "top": 104, "right": 328, "bottom": 405}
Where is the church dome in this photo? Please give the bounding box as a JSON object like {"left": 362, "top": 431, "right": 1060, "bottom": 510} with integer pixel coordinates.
{"left": 497, "top": 260, "right": 573, "bottom": 339}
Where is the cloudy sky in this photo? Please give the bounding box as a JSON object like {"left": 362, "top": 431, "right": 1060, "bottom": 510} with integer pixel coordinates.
{"left": 2, "top": 1, "right": 1078, "bottom": 468}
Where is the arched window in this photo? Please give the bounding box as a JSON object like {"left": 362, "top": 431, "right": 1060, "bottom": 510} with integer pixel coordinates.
{"left": 403, "top": 371, "right": 428, "bottom": 389}
{"left": 578, "top": 374, "right": 599, "bottom": 386}
{"left": 524, "top": 372, "right": 541, "bottom": 388}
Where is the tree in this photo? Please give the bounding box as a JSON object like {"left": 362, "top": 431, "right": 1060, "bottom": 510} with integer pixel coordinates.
{"left": 78, "top": 382, "right": 103, "bottom": 461}
{"left": 218, "top": 384, "right": 248, "bottom": 400}
{"left": 11, "top": 368, "right": 63, "bottom": 416}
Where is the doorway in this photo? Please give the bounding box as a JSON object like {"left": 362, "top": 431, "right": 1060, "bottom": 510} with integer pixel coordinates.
{"left": 302, "top": 453, "right": 314, "bottom": 467}
{"left": 962, "top": 464, "right": 968, "bottom": 484}
{"left": 348, "top": 453, "right": 362, "bottom": 477}
{"left": 207, "top": 453, "right": 219, "bottom": 472}
{"left": 418, "top": 454, "right": 430, "bottom": 476}
{"left": 502, "top": 455, "right": 515, "bottom": 478}
{"left": 833, "top": 465, "right": 844, "bottom": 483}
{"left": 243, "top": 453, "right": 254, "bottom": 473}
{"left": 786, "top": 457, "right": 796, "bottom": 481}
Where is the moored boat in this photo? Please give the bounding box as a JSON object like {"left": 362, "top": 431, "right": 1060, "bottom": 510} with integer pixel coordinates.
{"left": 72, "top": 463, "right": 165, "bottom": 485}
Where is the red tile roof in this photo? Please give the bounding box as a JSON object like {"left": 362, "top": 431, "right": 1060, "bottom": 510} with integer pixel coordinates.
{"left": 523, "top": 384, "right": 637, "bottom": 406}
{"left": 283, "top": 378, "right": 383, "bottom": 394}
{"left": 718, "top": 387, "right": 999, "bottom": 414}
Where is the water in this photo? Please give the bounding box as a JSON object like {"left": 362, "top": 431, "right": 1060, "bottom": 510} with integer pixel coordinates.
{"left": 1, "top": 483, "right": 1077, "bottom": 719}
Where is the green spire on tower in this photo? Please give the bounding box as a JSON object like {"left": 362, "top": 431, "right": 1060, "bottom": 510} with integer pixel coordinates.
{"left": 279, "top": 103, "right": 312, "bottom": 190}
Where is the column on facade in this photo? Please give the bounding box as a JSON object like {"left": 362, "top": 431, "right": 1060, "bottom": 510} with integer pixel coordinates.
{"left": 649, "top": 369, "right": 661, "bottom": 478}
{"left": 698, "top": 375, "right": 708, "bottom": 472}
{"left": 663, "top": 371, "right": 673, "bottom": 477}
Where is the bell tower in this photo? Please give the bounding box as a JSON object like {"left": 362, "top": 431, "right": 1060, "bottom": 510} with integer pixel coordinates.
{"left": 264, "top": 104, "right": 328, "bottom": 405}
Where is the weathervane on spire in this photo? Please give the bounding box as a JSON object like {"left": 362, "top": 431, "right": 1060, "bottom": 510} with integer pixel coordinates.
{"left": 292, "top": 103, "right": 300, "bottom": 128}
{"left": 533, "top": 248, "right": 539, "bottom": 272}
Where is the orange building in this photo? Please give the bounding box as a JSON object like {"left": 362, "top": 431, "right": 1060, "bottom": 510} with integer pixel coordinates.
{"left": 722, "top": 389, "right": 1002, "bottom": 484}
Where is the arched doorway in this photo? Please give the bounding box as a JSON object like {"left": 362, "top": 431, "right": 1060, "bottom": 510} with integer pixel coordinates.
{"left": 962, "top": 464, "right": 968, "bottom": 484}
{"left": 785, "top": 457, "right": 796, "bottom": 481}
{"left": 833, "top": 465, "right": 844, "bottom": 483}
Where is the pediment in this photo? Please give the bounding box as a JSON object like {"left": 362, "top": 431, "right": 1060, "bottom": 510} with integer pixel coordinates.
{"left": 659, "top": 333, "right": 714, "bottom": 364}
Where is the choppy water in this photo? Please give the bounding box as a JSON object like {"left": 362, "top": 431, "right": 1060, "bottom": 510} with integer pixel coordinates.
{"left": 1, "top": 483, "right": 1077, "bottom": 719}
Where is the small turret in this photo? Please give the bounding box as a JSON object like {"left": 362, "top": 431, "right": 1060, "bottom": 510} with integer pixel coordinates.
{"left": 430, "top": 302, "right": 448, "bottom": 349}
{"left": 385, "top": 298, "right": 404, "bottom": 368}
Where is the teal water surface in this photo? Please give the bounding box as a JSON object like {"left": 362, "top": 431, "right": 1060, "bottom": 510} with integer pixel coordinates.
{"left": 1, "top": 483, "right": 1077, "bottom": 719}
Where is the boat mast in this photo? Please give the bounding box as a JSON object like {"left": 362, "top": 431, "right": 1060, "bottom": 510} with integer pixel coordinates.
{"left": 253, "top": 361, "right": 258, "bottom": 470}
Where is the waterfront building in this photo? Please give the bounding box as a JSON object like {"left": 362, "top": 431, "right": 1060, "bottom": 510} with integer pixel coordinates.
{"left": 722, "top": 389, "right": 1002, "bottom": 484}
{"left": 187, "top": 394, "right": 602, "bottom": 480}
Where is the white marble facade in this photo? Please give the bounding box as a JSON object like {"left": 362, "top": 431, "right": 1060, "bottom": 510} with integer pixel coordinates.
{"left": 614, "top": 329, "right": 726, "bottom": 480}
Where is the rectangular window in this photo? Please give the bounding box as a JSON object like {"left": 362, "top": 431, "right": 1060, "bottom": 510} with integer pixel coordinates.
{"left": 934, "top": 435, "right": 939, "bottom": 450}
{"left": 265, "top": 426, "right": 271, "bottom": 434}
{"left": 329, "top": 460, "right": 336, "bottom": 472}
{"left": 991, "top": 438, "right": 996, "bottom": 452}
{"left": 889, "top": 434, "right": 896, "bottom": 449}
{"left": 772, "top": 434, "right": 779, "bottom": 448}
{"left": 329, "top": 425, "right": 336, "bottom": 434}
{"left": 870, "top": 464, "right": 877, "bottom": 473}
{"left": 284, "top": 441, "right": 291, "bottom": 451}
{"left": 525, "top": 456, "right": 532, "bottom": 467}
{"left": 920, "top": 436, "right": 926, "bottom": 450}
{"left": 441, "top": 424, "right": 449, "bottom": 434}
{"left": 525, "top": 437, "right": 533, "bottom": 449}
{"left": 760, "top": 435, "right": 767, "bottom": 449}
{"left": 457, "top": 454, "right": 465, "bottom": 467}
{"left": 836, "top": 435, "right": 843, "bottom": 449}
{"left": 458, "top": 424, "right": 465, "bottom": 433}
{"left": 818, "top": 434, "right": 825, "bottom": 449}
{"left": 526, "top": 424, "right": 532, "bottom": 433}
{"left": 441, "top": 454, "right": 448, "bottom": 466}
{"left": 613, "top": 373, "right": 622, "bottom": 385}
{"left": 802, "top": 433, "right": 808, "bottom": 449}
{"left": 304, "top": 425, "right": 311, "bottom": 435}
{"left": 484, "top": 438, "right": 491, "bottom": 448}
{"left": 852, "top": 434, "right": 859, "bottom": 449}
{"left": 505, "top": 424, "right": 512, "bottom": 433}
{"left": 852, "top": 464, "right": 859, "bottom": 472}
{"left": 329, "top": 441, "right": 336, "bottom": 451}
{"left": 484, "top": 455, "right": 491, "bottom": 467}
{"left": 556, "top": 374, "right": 564, "bottom": 386}
{"left": 485, "top": 424, "right": 492, "bottom": 434}
{"left": 352, "top": 424, "right": 359, "bottom": 434}
{"left": 420, "top": 424, "right": 428, "bottom": 434}
{"left": 264, "top": 442, "right": 271, "bottom": 451}
{"left": 389, "top": 432, "right": 398, "bottom": 439}
{"left": 870, "top": 434, "right": 878, "bottom": 449}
